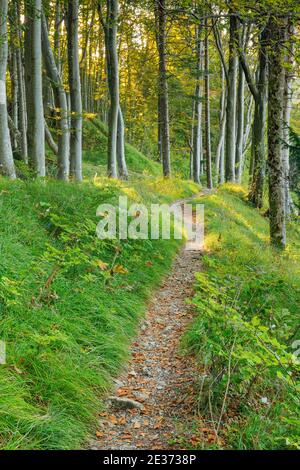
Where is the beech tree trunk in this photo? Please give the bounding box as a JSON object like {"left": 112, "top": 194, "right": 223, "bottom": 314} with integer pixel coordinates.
{"left": 267, "top": 17, "right": 286, "bottom": 249}
{"left": 192, "top": 24, "right": 203, "bottom": 184}
{"left": 16, "top": 30, "right": 28, "bottom": 163}
{"left": 24, "top": 0, "right": 45, "bottom": 177}
{"left": 243, "top": 95, "right": 254, "bottom": 155}
{"left": 12, "top": 0, "right": 28, "bottom": 163}
{"left": 41, "top": 10, "right": 69, "bottom": 181}
{"left": 189, "top": 98, "right": 195, "bottom": 179}
{"left": 204, "top": 21, "right": 212, "bottom": 189}
{"left": 282, "top": 22, "right": 295, "bottom": 217}
{"left": 9, "top": 44, "right": 18, "bottom": 151}
{"left": 0, "top": 0, "right": 16, "bottom": 179}
{"left": 225, "top": 14, "right": 239, "bottom": 182}
{"left": 235, "top": 60, "right": 245, "bottom": 183}
{"left": 67, "top": 0, "right": 82, "bottom": 181}
{"left": 248, "top": 30, "right": 268, "bottom": 208}
{"left": 117, "top": 106, "right": 128, "bottom": 179}
{"left": 155, "top": 0, "right": 171, "bottom": 177}
{"left": 54, "top": 0, "right": 62, "bottom": 77}
{"left": 216, "top": 65, "right": 226, "bottom": 184}
{"left": 103, "top": 0, "right": 120, "bottom": 178}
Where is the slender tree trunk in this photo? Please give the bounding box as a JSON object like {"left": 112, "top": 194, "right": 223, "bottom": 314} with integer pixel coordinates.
{"left": 267, "top": 17, "right": 286, "bottom": 249}
{"left": 248, "top": 31, "right": 268, "bottom": 208}
{"left": 54, "top": 0, "right": 62, "bottom": 76}
{"left": 45, "top": 120, "right": 58, "bottom": 155}
{"left": 219, "top": 133, "right": 225, "bottom": 184}
{"left": 235, "top": 61, "right": 245, "bottom": 183}
{"left": 0, "top": 0, "right": 16, "bottom": 179}
{"left": 16, "top": 39, "right": 28, "bottom": 162}
{"left": 157, "top": 93, "right": 163, "bottom": 162}
{"left": 103, "top": 0, "right": 120, "bottom": 178}
{"left": 204, "top": 21, "right": 212, "bottom": 189}
{"left": 243, "top": 95, "right": 253, "bottom": 154}
{"left": 24, "top": 0, "right": 45, "bottom": 177}
{"left": 216, "top": 65, "right": 226, "bottom": 183}
{"left": 225, "top": 13, "right": 239, "bottom": 182}
{"left": 67, "top": 0, "right": 82, "bottom": 181}
{"left": 14, "top": 13, "right": 28, "bottom": 163}
{"left": 9, "top": 47, "right": 19, "bottom": 151}
{"left": 282, "top": 21, "right": 295, "bottom": 217}
{"left": 41, "top": 11, "right": 69, "bottom": 181}
{"left": 248, "top": 69, "right": 260, "bottom": 188}
{"left": 117, "top": 106, "right": 128, "bottom": 179}
{"left": 155, "top": 0, "right": 171, "bottom": 177}
{"left": 189, "top": 98, "right": 195, "bottom": 179}
{"left": 192, "top": 24, "right": 203, "bottom": 184}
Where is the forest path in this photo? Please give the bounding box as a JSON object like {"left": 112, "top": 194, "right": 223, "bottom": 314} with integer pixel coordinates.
{"left": 90, "top": 192, "right": 208, "bottom": 450}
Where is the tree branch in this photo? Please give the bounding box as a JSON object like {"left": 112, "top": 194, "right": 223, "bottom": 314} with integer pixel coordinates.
{"left": 44, "top": 121, "right": 58, "bottom": 155}
{"left": 212, "top": 20, "right": 229, "bottom": 84}
{"left": 239, "top": 50, "right": 259, "bottom": 100}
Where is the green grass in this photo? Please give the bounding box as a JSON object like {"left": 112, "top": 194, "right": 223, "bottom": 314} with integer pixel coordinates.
{"left": 0, "top": 130, "right": 200, "bottom": 450}
{"left": 82, "top": 118, "right": 162, "bottom": 178}
{"left": 183, "top": 185, "right": 300, "bottom": 450}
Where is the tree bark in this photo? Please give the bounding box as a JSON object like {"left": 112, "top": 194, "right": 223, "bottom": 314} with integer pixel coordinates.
{"left": 41, "top": 10, "right": 69, "bottom": 181}
{"left": 0, "top": 0, "right": 16, "bottom": 179}
{"left": 267, "top": 16, "right": 286, "bottom": 249}
{"left": 282, "top": 21, "right": 296, "bottom": 217}
{"left": 192, "top": 24, "right": 203, "bottom": 184}
{"left": 243, "top": 95, "right": 254, "bottom": 154}
{"left": 235, "top": 59, "right": 245, "bottom": 183}
{"left": 67, "top": 0, "right": 82, "bottom": 181}
{"left": 248, "top": 30, "right": 268, "bottom": 208}
{"left": 16, "top": 31, "right": 28, "bottom": 163}
{"left": 45, "top": 120, "right": 58, "bottom": 156}
{"left": 189, "top": 98, "right": 195, "bottom": 179}
{"left": 100, "top": 0, "right": 121, "bottom": 178}
{"left": 24, "top": 0, "right": 45, "bottom": 177}
{"left": 225, "top": 13, "right": 239, "bottom": 182}
{"left": 155, "top": 0, "right": 171, "bottom": 177}
{"left": 54, "top": 0, "right": 62, "bottom": 77}
{"left": 117, "top": 106, "right": 128, "bottom": 179}
{"left": 9, "top": 45, "right": 19, "bottom": 151}
{"left": 204, "top": 20, "right": 212, "bottom": 189}
{"left": 216, "top": 65, "right": 226, "bottom": 184}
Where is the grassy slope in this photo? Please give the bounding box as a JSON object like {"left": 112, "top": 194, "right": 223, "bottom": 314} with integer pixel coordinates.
{"left": 0, "top": 129, "right": 199, "bottom": 450}
{"left": 184, "top": 185, "right": 300, "bottom": 449}
{"left": 82, "top": 118, "right": 162, "bottom": 178}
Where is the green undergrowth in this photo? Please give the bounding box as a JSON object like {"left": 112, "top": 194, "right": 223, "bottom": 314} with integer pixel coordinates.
{"left": 183, "top": 185, "right": 300, "bottom": 450}
{"left": 0, "top": 170, "right": 199, "bottom": 450}
{"left": 83, "top": 118, "right": 162, "bottom": 177}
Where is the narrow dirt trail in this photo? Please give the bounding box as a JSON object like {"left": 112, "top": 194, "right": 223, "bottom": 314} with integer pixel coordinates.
{"left": 90, "top": 196, "right": 206, "bottom": 450}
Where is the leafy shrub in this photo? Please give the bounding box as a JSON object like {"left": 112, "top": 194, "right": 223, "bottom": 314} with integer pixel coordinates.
{"left": 183, "top": 187, "right": 300, "bottom": 449}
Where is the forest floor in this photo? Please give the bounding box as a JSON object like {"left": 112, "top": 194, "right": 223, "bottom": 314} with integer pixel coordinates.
{"left": 90, "top": 193, "right": 210, "bottom": 450}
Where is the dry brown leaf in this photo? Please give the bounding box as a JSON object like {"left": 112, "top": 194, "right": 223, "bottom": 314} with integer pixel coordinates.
{"left": 108, "top": 415, "right": 118, "bottom": 425}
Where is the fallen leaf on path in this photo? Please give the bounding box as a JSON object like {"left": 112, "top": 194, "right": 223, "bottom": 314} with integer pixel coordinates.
{"left": 108, "top": 415, "right": 118, "bottom": 425}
